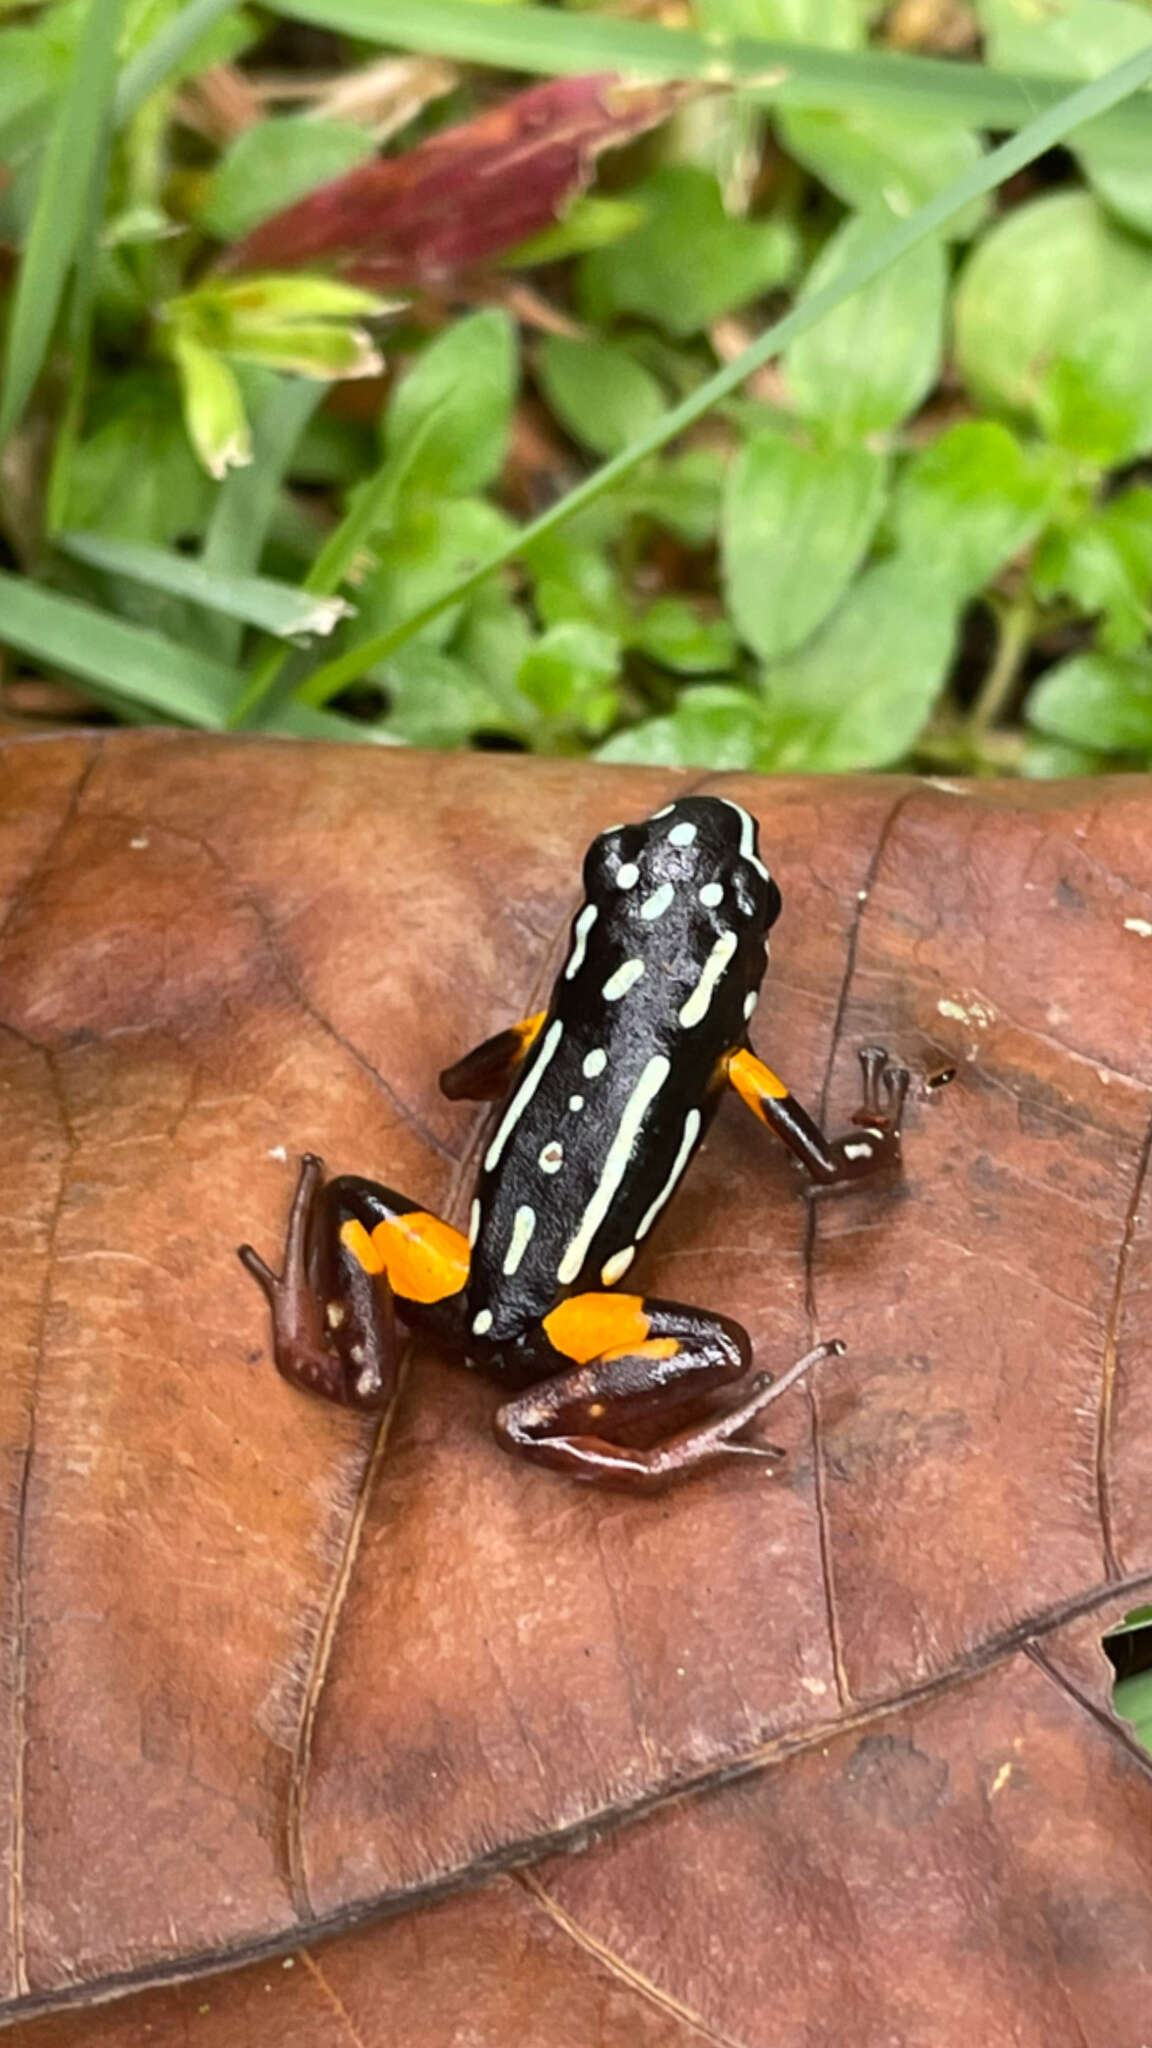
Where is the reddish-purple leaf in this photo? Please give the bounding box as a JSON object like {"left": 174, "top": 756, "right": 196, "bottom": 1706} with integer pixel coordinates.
{"left": 220, "top": 73, "right": 688, "bottom": 286}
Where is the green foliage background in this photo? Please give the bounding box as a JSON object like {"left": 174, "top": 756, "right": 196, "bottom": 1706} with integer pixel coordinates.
{"left": 3, "top": 0, "right": 1152, "bottom": 776}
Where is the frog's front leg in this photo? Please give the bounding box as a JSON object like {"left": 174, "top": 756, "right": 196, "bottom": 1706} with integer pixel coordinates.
{"left": 238, "top": 1157, "right": 468, "bottom": 1410}
{"left": 494, "top": 1293, "right": 841, "bottom": 1491}
{"left": 728, "top": 1043, "right": 911, "bottom": 1187}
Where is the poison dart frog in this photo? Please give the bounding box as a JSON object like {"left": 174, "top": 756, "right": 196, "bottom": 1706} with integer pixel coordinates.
{"left": 239, "top": 795, "right": 911, "bottom": 1490}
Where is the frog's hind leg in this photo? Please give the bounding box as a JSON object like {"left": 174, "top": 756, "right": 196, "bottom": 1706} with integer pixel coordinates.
{"left": 495, "top": 1292, "right": 841, "bottom": 1491}
{"left": 238, "top": 1156, "right": 468, "bottom": 1411}
{"left": 439, "top": 1012, "right": 546, "bottom": 1101}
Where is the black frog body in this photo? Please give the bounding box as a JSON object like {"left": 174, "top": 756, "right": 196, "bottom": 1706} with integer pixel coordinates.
{"left": 239, "top": 793, "right": 912, "bottom": 1489}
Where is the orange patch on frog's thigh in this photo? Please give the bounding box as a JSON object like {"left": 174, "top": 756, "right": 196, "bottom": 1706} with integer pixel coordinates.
{"left": 543, "top": 1292, "right": 652, "bottom": 1364}
{"left": 728, "top": 1046, "right": 790, "bottom": 1121}
{"left": 599, "top": 1336, "right": 681, "bottom": 1367}
{"left": 340, "top": 1211, "right": 468, "bottom": 1303}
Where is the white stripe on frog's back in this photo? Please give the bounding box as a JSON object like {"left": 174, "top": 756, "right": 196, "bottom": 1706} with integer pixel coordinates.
{"left": 636, "top": 1106, "right": 701, "bottom": 1242}
{"left": 557, "top": 1053, "right": 671, "bottom": 1285}
{"left": 484, "top": 1018, "right": 563, "bottom": 1175}
{"left": 564, "top": 902, "right": 598, "bottom": 981}
{"left": 679, "top": 929, "right": 738, "bottom": 1029}
{"left": 720, "top": 798, "right": 771, "bottom": 884}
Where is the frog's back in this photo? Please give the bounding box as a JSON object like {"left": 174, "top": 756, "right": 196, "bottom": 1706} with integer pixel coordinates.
{"left": 466, "top": 796, "right": 781, "bottom": 1351}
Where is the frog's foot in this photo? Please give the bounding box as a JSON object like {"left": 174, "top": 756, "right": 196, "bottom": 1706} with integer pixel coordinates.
{"left": 850, "top": 1044, "right": 910, "bottom": 1136}
{"left": 238, "top": 1153, "right": 397, "bottom": 1410}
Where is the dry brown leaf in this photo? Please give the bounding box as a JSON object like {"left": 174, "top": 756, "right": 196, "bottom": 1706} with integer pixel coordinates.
{"left": 0, "top": 737, "right": 1150, "bottom": 2042}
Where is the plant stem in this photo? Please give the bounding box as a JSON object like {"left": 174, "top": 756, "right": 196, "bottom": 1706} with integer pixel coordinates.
{"left": 967, "top": 595, "right": 1035, "bottom": 738}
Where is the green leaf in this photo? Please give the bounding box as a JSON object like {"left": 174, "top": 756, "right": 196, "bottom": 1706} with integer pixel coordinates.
{"left": 722, "top": 429, "right": 886, "bottom": 661}
{"left": 1026, "top": 651, "right": 1152, "bottom": 756}
{"left": 524, "top": 531, "right": 625, "bottom": 635}
{"left": 517, "top": 621, "right": 621, "bottom": 736}
{"left": 1032, "top": 485, "right": 1152, "bottom": 653}
{"left": 891, "top": 422, "right": 1057, "bottom": 599}
{"left": 171, "top": 333, "right": 252, "bottom": 480}
{"left": 954, "top": 191, "right": 1152, "bottom": 463}
{"left": 537, "top": 336, "right": 666, "bottom": 459}
{"left": 0, "top": 0, "right": 126, "bottom": 447}
{"left": 385, "top": 310, "right": 517, "bottom": 495}
{"left": 581, "top": 167, "right": 798, "bottom": 338}
{"left": 630, "top": 598, "right": 738, "bottom": 674}
{"left": 784, "top": 210, "right": 946, "bottom": 439}
{"left": 779, "top": 107, "right": 984, "bottom": 232}
{"left": 506, "top": 195, "right": 648, "bottom": 268}
{"left": 759, "top": 558, "right": 958, "bottom": 769}
{"left": 1104, "top": 1605, "right": 1152, "bottom": 1638}
{"left": 346, "top": 497, "right": 518, "bottom": 655}
{"left": 610, "top": 449, "right": 726, "bottom": 546}
{"left": 57, "top": 531, "right": 353, "bottom": 641}
{"left": 1112, "top": 1668, "right": 1152, "bottom": 1753}
{"left": 597, "top": 684, "right": 766, "bottom": 769}
{"left": 1019, "top": 737, "right": 1106, "bottom": 778}
{"left": 0, "top": 568, "right": 237, "bottom": 726}
{"left": 58, "top": 375, "right": 213, "bottom": 543}
{"left": 374, "top": 644, "right": 521, "bottom": 748}
{"left": 978, "top": 0, "right": 1152, "bottom": 235}
{"left": 197, "top": 116, "right": 376, "bottom": 241}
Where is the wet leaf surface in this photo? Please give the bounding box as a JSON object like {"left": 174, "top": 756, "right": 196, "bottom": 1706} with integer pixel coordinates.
{"left": 1, "top": 736, "right": 1150, "bottom": 2040}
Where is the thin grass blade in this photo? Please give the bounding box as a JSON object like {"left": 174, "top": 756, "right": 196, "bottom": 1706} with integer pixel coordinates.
{"left": 0, "top": 0, "right": 127, "bottom": 448}
{"left": 57, "top": 531, "right": 354, "bottom": 640}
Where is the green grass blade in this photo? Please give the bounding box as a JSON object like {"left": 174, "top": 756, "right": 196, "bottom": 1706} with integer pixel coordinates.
{"left": 297, "top": 37, "right": 1152, "bottom": 707}
{"left": 115, "top": 0, "right": 240, "bottom": 122}
{"left": 268, "top": 0, "right": 1152, "bottom": 146}
{"left": 0, "top": 0, "right": 128, "bottom": 449}
{"left": 200, "top": 375, "right": 322, "bottom": 658}
{"left": 56, "top": 531, "right": 355, "bottom": 640}
{"left": 0, "top": 571, "right": 239, "bottom": 726}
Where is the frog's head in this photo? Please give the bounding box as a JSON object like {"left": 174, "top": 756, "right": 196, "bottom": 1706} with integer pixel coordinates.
{"left": 583, "top": 795, "right": 782, "bottom": 934}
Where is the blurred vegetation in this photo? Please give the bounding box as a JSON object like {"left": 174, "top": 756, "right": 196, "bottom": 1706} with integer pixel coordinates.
{"left": 2, "top": 0, "right": 1152, "bottom": 776}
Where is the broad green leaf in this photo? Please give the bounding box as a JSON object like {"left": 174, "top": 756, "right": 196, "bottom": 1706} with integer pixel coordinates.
{"left": 525, "top": 532, "right": 625, "bottom": 636}
{"left": 759, "top": 558, "right": 958, "bottom": 769}
{"left": 1032, "top": 485, "right": 1152, "bottom": 652}
{"left": 537, "top": 336, "right": 666, "bottom": 458}
{"left": 722, "top": 429, "right": 886, "bottom": 661}
{"left": 0, "top": 567, "right": 236, "bottom": 726}
{"left": 1114, "top": 1668, "right": 1152, "bottom": 1754}
{"left": 374, "top": 644, "right": 522, "bottom": 748}
{"left": 784, "top": 211, "right": 946, "bottom": 439}
{"left": 197, "top": 116, "right": 375, "bottom": 241}
{"left": 58, "top": 376, "right": 212, "bottom": 543}
{"left": 171, "top": 333, "right": 251, "bottom": 479}
{"left": 891, "top": 422, "right": 1057, "bottom": 599}
{"left": 0, "top": 0, "right": 126, "bottom": 446}
{"left": 506, "top": 196, "right": 648, "bottom": 268}
{"left": 1039, "top": 294, "right": 1152, "bottom": 466}
{"left": 581, "top": 167, "right": 798, "bottom": 338}
{"left": 779, "top": 108, "right": 984, "bottom": 232}
{"left": 597, "top": 684, "right": 766, "bottom": 769}
{"left": 1019, "top": 737, "right": 1106, "bottom": 778}
{"left": 517, "top": 621, "right": 621, "bottom": 737}
{"left": 978, "top": 0, "right": 1152, "bottom": 234}
{"left": 1026, "top": 650, "right": 1152, "bottom": 755}
{"left": 631, "top": 598, "right": 738, "bottom": 674}
{"left": 346, "top": 497, "right": 517, "bottom": 653}
{"left": 385, "top": 310, "right": 517, "bottom": 495}
{"left": 610, "top": 450, "right": 727, "bottom": 547}
{"left": 954, "top": 191, "right": 1152, "bottom": 462}
{"left": 57, "top": 530, "right": 353, "bottom": 640}
{"left": 694, "top": 0, "right": 862, "bottom": 46}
